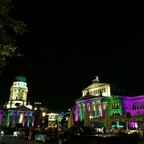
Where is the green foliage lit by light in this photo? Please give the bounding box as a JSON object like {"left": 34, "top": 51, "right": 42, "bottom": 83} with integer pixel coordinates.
{"left": 0, "top": 0, "right": 27, "bottom": 73}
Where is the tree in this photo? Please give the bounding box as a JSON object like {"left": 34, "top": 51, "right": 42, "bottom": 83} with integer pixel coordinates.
{"left": 0, "top": 0, "right": 27, "bottom": 73}
{"left": 61, "top": 116, "right": 66, "bottom": 127}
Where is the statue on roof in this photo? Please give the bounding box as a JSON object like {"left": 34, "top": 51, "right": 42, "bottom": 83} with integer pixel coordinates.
{"left": 92, "top": 76, "right": 99, "bottom": 83}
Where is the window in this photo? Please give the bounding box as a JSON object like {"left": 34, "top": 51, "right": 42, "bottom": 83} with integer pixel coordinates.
{"left": 112, "top": 102, "right": 120, "bottom": 109}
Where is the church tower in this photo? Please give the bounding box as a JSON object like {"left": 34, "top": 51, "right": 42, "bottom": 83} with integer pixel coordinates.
{"left": 6, "top": 74, "right": 32, "bottom": 109}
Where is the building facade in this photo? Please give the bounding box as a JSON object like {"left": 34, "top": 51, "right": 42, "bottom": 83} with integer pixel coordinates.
{"left": 74, "top": 76, "right": 144, "bottom": 130}
{"left": 0, "top": 75, "right": 35, "bottom": 128}
{"left": 33, "top": 102, "right": 48, "bottom": 129}
{"left": 47, "top": 113, "right": 58, "bottom": 128}
{"left": 6, "top": 75, "right": 32, "bottom": 109}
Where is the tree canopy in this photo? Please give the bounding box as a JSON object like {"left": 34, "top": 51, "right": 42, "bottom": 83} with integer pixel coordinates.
{"left": 0, "top": 0, "right": 27, "bottom": 73}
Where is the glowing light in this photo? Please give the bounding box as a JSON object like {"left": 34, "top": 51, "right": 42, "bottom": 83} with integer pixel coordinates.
{"left": 19, "top": 113, "right": 24, "bottom": 123}
{"left": 42, "top": 112, "right": 46, "bottom": 117}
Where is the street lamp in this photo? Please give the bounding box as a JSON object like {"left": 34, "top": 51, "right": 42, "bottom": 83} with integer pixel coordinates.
{"left": 41, "top": 112, "right": 47, "bottom": 130}
{"left": 42, "top": 112, "right": 46, "bottom": 117}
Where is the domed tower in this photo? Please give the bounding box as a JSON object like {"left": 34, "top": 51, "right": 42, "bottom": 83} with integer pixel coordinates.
{"left": 7, "top": 74, "right": 29, "bottom": 108}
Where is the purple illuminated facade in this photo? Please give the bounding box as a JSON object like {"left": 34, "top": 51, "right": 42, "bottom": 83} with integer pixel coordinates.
{"left": 121, "top": 95, "right": 144, "bottom": 116}
{"left": 74, "top": 94, "right": 144, "bottom": 129}
{"left": 0, "top": 106, "right": 35, "bottom": 127}
{"left": 73, "top": 77, "right": 144, "bottom": 129}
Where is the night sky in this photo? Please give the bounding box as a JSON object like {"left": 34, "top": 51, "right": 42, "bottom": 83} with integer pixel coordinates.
{"left": 0, "top": 1, "right": 143, "bottom": 112}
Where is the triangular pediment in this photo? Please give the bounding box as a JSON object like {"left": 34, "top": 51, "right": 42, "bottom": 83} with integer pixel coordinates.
{"left": 83, "top": 82, "right": 109, "bottom": 91}
{"left": 76, "top": 94, "right": 98, "bottom": 101}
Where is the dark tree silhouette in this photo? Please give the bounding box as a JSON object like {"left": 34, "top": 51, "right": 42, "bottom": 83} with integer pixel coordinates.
{"left": 0, "top": 0, "right": 27, "bottom": 73}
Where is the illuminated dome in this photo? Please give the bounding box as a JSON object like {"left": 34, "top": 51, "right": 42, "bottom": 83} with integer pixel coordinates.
{"left": 15, "top": 75, "right": 26, "bottom": 82}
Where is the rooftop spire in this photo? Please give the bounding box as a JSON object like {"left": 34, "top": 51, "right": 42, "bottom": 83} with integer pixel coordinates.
{"left": 20, "top": 68, "right": 23, "bottom": 74}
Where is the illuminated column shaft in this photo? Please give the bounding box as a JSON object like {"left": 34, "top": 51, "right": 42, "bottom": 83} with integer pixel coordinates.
{"left": 90, "top": 102, "right": 93, "bottom": 116}
{"left": 74, "top": 106, "right": 78, "bottom": 121}
{"left": 13, "top": 115, "right": 16, "bottom": 124}
{"left": 95, "top": 101, "right": 98, "bottom": 117}
{"left": 7, "top": 113, "right": 11, "bottom": 126}
{"left": 23, "top": 91, "right": 28, "bottom": 102}
{"left": 119, "top": 101, "right": 123, "bottom": 115}
{"left": 32, "top": 116, "right": 35, "bottom": 127}
{"left": 9, "top": 89, "right": 14, "bottom": 100}
{"left": 107, "top": 85, "right": 111, "bottom": 96}
{"left": 84, "top": 102, "right": 87, "bottom": 115}
{"left": 82, "top": 103, "right": 85, "bottom": 120}
{"left": 93, "top": 101, "right": 97, "bottom": 118}
{"left": 97, "top": 102, "right": 102, "bottom": 117}
{"left": 99, "top": 100, "right": 102, "bottom": 117}
{"left": 78, "top": 106, "right": 82, "bottom": 121}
